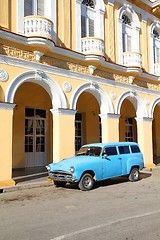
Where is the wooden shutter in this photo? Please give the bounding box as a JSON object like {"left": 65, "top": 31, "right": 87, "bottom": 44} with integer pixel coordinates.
{"left": 81, "top": 16, "right": 86, "bottom": 38}
{"left": 89, "top": 18, "right": 94, "bottom": 37}
{"left": 37, "top": 0, "right": 44, "bottom": 16}
{"left": 24, "top": 0, "right": 33, "bottom": 16}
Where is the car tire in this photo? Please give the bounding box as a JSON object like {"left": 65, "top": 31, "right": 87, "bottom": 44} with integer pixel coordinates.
{"left": 78, "top": 173, "right": 94, "bottom": 191}
{"left": 129, "top": 168, "right": 140, "bottom": 182}
{"left": 54, "top": 181, "right": 66, "bottom": 187}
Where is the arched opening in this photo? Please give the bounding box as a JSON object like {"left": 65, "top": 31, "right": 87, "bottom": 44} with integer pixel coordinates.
{"left": 152, "top": 104, "right": 160, "bottom": 165}
{"left": 75, "top": 91, "right": 101, "bottom": 151}
{"left": 12, "top": 82, "right": 53, "bottom": 174}
{"left": 119, "top": 99, "right": 137, "bottom": 142}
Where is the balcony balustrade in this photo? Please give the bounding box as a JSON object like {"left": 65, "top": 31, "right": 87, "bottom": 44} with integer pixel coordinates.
{"left": 81, "top": 37, "right": 104, "bottom": 56}
{"left": 24, "top": 16, "right": 54, "bottom": 40}
{"left": 122, "top": 52, "right": 142, "bottom": 68}
{"left": 154, "top": 64, "right": 160, "bottom": 76}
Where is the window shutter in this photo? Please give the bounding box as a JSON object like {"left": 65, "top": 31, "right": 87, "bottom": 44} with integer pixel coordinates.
{"left": 37, "top": 0, "right": 44, "bottom": 16}
{"left": 81, "top": 16, "right": 86, "bottom": 38}
{"left": 156, "top": 47, "right": 160, "bottom": 64}
{"left": 127, "top": 35, "right": 131, "bottom": 52}
{"left": 89, "top": 18, "right": 94, "bottom": 37}
{"left": 122, "top": 33, "right": 125, "bottom": 52}
{"left": 24, "top": 0, "right": 33, "bottom": 16}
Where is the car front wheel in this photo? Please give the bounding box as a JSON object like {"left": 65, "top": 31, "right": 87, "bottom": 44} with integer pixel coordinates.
{"left": 78, "top": 173, "right": 94, "bottom": 191}
{"left": 129, "top": 168, "right": 140, "bottom": 182}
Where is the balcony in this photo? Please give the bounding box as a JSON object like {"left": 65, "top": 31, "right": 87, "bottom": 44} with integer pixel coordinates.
{"left": 24, "top": 16, "right": 54, "bottom": 40}
{"left": 154, "top": 64, "right": 160, "bottom": 76}
{"left": 81, "top": 37, "right": 104, "bottom": 56}
{"left": 122, "top": 52, "right": 142, "bottom": 68}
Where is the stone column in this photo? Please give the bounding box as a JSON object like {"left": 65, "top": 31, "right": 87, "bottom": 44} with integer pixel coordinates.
{"left": 51, "top": 108, "right": 77, "bottom": 163}
{"left": 0, "top": 103, "right": 16, "bottom": 187}
{"left": 100, "top": 113, "right": 120, "bottom": 143}
{"left": 136, "top": 117, "right": 154, "bottom": 168}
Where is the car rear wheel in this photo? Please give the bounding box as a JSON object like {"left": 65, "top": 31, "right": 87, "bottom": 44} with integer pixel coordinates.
{"left": 54, "top": 181, "right": 66, "bottom": 187}
{"left": 129, "top": 168, "right": 140, "bottom": 182}
{"left": 78, "top": 173, "right": 94, "bottom": 191}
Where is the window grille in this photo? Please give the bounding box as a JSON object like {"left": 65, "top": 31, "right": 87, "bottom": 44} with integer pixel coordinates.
{"left": 82, "top": 0, "right": 95, "bottom": 8}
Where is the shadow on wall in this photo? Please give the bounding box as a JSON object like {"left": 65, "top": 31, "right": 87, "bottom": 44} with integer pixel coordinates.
{"left": 0, "top": 86, "right": 5, "bottom": 101}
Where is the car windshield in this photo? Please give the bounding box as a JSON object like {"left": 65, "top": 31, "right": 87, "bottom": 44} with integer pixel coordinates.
{"left": 77, "top": 146, "right": 102, "bottom": 157}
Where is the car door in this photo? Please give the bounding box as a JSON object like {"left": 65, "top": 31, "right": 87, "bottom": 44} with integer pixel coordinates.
{"left": 102, "top": 146, "right": 122, "bottom": 179}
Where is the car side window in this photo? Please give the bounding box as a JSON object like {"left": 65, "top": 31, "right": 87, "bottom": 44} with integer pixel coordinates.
{"left": 103, "top": 147, "right": 117, "bottom": 156}
{"left": 131, "top": 145, "right": 140, "bottom": 153}
{"left": 118, "top": 146, "right": 130, "bottom": 154}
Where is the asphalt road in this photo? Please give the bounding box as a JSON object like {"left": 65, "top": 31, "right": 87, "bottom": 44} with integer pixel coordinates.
{"left": 0, "top": 170, "right": 160, "bottom": 240}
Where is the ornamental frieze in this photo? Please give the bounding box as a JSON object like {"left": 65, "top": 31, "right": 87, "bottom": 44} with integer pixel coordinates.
{"left": 0, "top": 44, "right": 35, "bottom": 61}
{"left": 1, "top": 44, "right": 160, "bottom": 92}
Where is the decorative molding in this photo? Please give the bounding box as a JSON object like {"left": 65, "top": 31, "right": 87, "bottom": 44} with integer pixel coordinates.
{"left": 62, "top": 82, "right": 72, "bottom": 93}
{"left": 88, "top": 65, "right": 96, "bottom": 75}
{"left": 0, "top": 68, "right": 9, "bottom": 82}
{"left": 34, "top": 51, "right": 44, "bottom": 62}
{"left": 109, "top": 91, "right": 117, "bottom": 100}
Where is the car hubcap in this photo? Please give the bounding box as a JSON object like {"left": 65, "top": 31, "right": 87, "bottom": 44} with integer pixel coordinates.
{"left": 133, "top": 170, "right": 138, "bottom": 180}
{"left": 83, "top": 176, "right": 92, "bottom": 188}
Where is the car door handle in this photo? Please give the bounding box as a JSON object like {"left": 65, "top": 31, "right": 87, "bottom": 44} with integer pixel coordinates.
{"left": 118, "top": 158, "right": 122, "bottom": 160}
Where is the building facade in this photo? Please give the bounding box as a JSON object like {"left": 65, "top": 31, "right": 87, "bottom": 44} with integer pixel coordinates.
{"left": 0, "top": 0, "right": 160, "bottom": 187}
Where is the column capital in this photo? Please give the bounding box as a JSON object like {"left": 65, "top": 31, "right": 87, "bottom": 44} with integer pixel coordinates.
{"left": 108, "top": 0, "right": 115, "bottom": 6}
{"left": 50, "top": 108, "right": 77, "bottom": 116}
{"left": 135, "top": 117, "right": 153, "bottom": 123}
{"left": 99, "top": 113, "right": 121, "bottom": 119}
{"left": 0, "top": 102, "right": 16, "bottom": 110}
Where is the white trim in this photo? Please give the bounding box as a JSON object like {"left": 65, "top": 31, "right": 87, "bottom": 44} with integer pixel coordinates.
{"left": 99, "top": 113, "right": 121, "bottom": 119}
{"left": 115, "top": 90, "right": 148, "bottom": 118}
{"left": 135, "top": 117, "right": 153, "bottom": 123}
{"left": 5, "top": 70, "right": 67, "bottom": 110}
{"left": 50, "top": 109, "right": 77, "bottom": 115}
{"left": 0, "top": 103, "right": 16, "bottom": 110}
{"left": 70, "top": 82, "right": 114, "bottom": 115}
{"left": 149, "top": 97, "right": 160, "bottom": 118}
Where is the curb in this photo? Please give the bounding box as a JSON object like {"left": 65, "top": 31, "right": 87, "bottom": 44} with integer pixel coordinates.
{"left": 1, "top": 180, "right": 53, "bottom": 193}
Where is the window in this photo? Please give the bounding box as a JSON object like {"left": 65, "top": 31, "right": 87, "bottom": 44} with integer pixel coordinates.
{"left": 122, "top": 14, "right": 132, "bottom": 52}
{"left": 76, "top": 0, "right": 105, "bottom": 52}
{"left": 82, "top": 0, "right": 95, "bottom": 8}
{"left": 153, "top": 29, "right": 160, "bottom": 64}
{"left": 104, "top": 147, "right": 117, "bottom": 156}
{"left": 81, "top": 1, "right": 95, "bottom": 38}
{"left": 24, "top": 0, "right": 44, "bottom": 17}
{"left": 75, "top": 113, "right": 83, "bottom": 151}
{"left": 118, "top": 6, "right": 140, "bottom": 64}
{"left": 131, "top": 145, "right": 140, "bottom": 153}
{"left": 118, "top": 146, "right": 130, "bottom": 154}
{"left": 125, "top": 118, "right": 134, "bottom": 142}
{"left": 17, "top": 0, "right": 57, "bottom": 39}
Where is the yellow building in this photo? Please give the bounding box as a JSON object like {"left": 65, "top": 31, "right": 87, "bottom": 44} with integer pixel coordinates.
{"left": 0, "top": 0, "right": 160, "bottom": 187}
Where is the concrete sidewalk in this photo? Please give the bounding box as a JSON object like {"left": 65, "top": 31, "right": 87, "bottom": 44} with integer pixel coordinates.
{"left": 1, "top": 166, "right": 160, "bottom": 193}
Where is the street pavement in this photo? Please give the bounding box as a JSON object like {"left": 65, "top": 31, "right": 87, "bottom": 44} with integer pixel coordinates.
{"left": 0, "top": 166, "right": 160, "bottom": 240}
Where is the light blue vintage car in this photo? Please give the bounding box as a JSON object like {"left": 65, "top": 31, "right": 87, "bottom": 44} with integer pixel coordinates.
{"left": 46, "top": 142, "right": 144, "bottom": 191}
